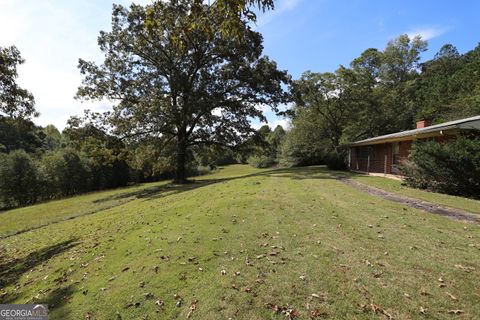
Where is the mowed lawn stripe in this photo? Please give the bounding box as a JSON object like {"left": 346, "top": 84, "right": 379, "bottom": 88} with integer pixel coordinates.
{"left": 0, "top": 165, "right": 478, "bottom": 319}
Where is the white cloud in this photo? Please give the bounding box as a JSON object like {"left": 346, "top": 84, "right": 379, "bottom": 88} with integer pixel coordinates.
{"left": 0, "top": 0, "right": 292, "bottom": 130}
{"left": 0, "top": 0, "right": 150, "bottom": 130}
{"left": 405, "top": 26, "right": 448, "bottom": 41}
{"left": 255, "top": 104, "right": 271, "bottom": 113}
{"left": 250, "top": 116, "right": 290, "bottom": 131}
{"left": 256, "top": 0, "right": 303, "bottom": 26}
{"left": 268, "top": 118, "right": 290, "bottom": 130}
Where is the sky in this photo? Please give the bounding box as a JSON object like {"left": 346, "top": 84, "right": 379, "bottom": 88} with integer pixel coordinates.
{"left": 1, "top": 0, "right": 480, "bottom": 130}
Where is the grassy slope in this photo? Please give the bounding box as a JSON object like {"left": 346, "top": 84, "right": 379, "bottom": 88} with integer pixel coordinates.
{"left": 0, "top": 181, "right": 171, "bottom": 238}
{"left": 350, "top": 174, "right": 480, "bottom": 215}
{"left": 0, "top": 165, "right": 478, "bottom": 319}
{"left": 0, "top": 165, "right": 263, "bottom": 238}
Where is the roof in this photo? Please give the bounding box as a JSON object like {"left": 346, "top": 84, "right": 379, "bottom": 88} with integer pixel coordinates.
{"left": 347, "top": 115, "right": 480, "bottom": 147}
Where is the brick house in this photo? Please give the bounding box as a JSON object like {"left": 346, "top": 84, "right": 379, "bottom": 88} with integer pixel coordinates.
{"left": 347, "top": 115, "right": 480, "bottom": 175}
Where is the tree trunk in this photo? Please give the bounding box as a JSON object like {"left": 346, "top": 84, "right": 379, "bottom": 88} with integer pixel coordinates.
{"left": 174, "top": 138, "right": 187, "bottom": 184}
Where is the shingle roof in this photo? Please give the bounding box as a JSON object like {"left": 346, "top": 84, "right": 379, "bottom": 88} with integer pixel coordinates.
{"left": 347, "top": 115, "right": 480, "bottom": 146}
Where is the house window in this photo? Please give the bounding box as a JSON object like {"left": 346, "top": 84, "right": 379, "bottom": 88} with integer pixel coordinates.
{"left": 357, "top": 146, "right": 375, "bottom": 159}
{"left": 392, "top": 142, "right": 400, "bottom": 165}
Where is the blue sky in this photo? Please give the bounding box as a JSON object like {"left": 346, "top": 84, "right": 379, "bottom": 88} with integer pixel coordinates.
{"left": 1, "top": 0, "right": 479, "bottom": 130}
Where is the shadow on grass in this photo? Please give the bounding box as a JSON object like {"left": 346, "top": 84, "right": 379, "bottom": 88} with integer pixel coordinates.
{"left": 37, "top": 285, "right": 76, "bottom": 318}
{"left": 2, "top": 166, "right": 347, "bottom": 240}
{"left": 93, "top": 166, "right": 344, "bottom": 203}
{"left": 0, "top": 239, "right": 78, "bottom": 303}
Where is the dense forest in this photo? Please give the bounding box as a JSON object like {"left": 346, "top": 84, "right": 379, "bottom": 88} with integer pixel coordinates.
{"left": 280, "top": 36, "right": 480, "bottom": 168}
{"left": 1, "top": 1, "right": 480, "bottom": 208}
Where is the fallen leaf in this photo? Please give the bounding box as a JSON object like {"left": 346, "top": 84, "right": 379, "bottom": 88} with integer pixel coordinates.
{"left": 448, "top": 309, "right": 464, "bottom": 315}
{"left": 311, "top": 293, "right": 322, "bottom": 300}
{"left": 362, "top": 303, "right": 394, "bottom": 320}
{"left": 186, "top": 300, "right": 197, "bottom": 319}
{"left": 446, "top": 292, "right": 457, "bottom": 300}
{"left": 454, "top": 264, "right": 475, "bottom": 273}
{"left": 309, "top": 309, "right": 327, "bottom": 319}
{"left": 265, "top": 303, "right": 299, "bottom": 319}
{"left": 144, "top": 292, "right": 154, "bottom": 300}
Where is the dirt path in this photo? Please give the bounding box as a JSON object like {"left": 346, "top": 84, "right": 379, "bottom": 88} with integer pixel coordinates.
{"left": 337, "top": 177, "right": 480, "bottom": 224}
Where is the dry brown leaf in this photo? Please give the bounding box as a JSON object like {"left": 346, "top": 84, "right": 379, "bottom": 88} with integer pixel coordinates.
{"left": 454, "top": 264, "right": 475, "bottom": 273}
{"left": 446, "top": 292, "right": 457, "bottom": 300}
{"left": 363, "top": 303, "right": 394, "bottom": 320}
{"left": 186, "top": 300, "right": 197, "bottom": 319}
{"left": 309, "top": 309, "right": 327, "bottom": 319}
{"left": 448, "top": 309, "right": 464, "bottom": 315}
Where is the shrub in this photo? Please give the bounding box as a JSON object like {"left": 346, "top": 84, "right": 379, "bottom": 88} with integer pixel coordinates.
{"left": 41, "top": 149, "right": 92, "bottom": 197}
{"left": 0, "top": 150, "right": 40, "bottom": 207}
{"left": 247, "top": 155, "right": 276, "bottom": 168}
{"left": 278, "top": 125, "right": 326, "bottom": 168}
{"left": 195, "top": 165, "right": 214, "bottom": 176}
{"left": 324, "top": 149, "right": 348, "bottom": 171}
{"left": 403, "top": 136, "right": 480, "bottom": 198}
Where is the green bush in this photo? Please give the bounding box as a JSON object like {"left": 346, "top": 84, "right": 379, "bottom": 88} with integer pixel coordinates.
{"left": 278, "top": 118, "right": 326, "bottom": 168}
{"left": 403, "top": 136, "right": 480, "bottom": 198}
{"left": 247, "top": 155, "right": 276, "bottom": 168}
{"left": 0, "top": 150, "right": 40, "bottom": 207}
{"left": 41, "top": 149, "right": 92, "bottom": 197}
{"left": 325, "top": 149, "right": 348, "bottom": 171}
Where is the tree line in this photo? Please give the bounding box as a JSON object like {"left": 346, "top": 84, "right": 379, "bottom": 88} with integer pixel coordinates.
{"left": 0, "top": 0, "right": 289, "bottom": 208}
{"left": 280, "top": 36, "right": 480, "bottom": 168}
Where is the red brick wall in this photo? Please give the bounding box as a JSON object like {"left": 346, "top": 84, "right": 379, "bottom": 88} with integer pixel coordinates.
{"left": 348, "top": 134, "right": 457, "bottom": 174}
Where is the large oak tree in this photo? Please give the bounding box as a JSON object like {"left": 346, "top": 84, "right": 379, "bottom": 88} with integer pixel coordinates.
{"left": 77, "top": 0, "right": 290, "bottom": 182}
{"left": 0, "top": 46, "right": 37, "bottom": 119}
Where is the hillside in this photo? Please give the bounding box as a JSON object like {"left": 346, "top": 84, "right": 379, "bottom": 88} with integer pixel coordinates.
{"left": 0, "top": 165, "right": 479, "bottom": 319}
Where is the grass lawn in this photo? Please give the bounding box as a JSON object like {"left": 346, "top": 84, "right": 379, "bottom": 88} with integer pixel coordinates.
{"left": 349, "top": 174, "right": 480, "bottom": 215}
{"left": 0, "top": 165, "right": 479, "bottom": 319}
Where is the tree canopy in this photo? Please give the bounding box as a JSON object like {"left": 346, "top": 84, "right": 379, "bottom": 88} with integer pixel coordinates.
{"left": 77, "top": 0, "right": 290, "bottom": 182}
{"left": 0, "top": 46, "right": 37, "bottom": 119}
{"left": 280, "top": 35, "right": 480, "bottom": 168}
